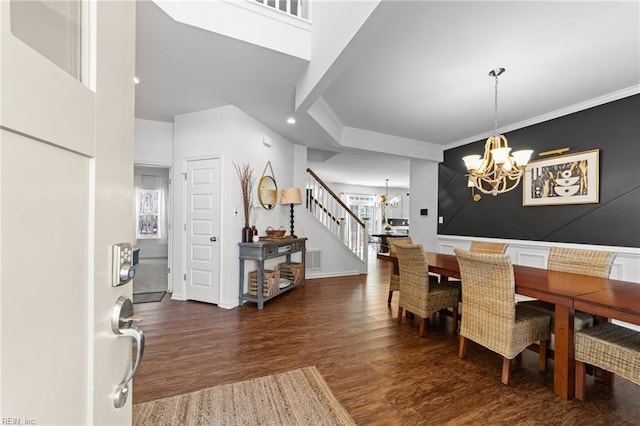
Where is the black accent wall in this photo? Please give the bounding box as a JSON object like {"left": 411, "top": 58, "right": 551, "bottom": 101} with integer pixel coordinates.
{"left": 438, "top": 94, "right": 640, "bottom": 248}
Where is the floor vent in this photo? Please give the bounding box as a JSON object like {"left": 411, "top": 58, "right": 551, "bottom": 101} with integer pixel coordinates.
{"left": 305, "top": 250, "right": 321, "bottom": 270}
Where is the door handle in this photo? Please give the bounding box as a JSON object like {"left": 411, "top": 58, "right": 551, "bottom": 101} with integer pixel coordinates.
{"left": 210, "top": 236, "right": 217, "bottom": 242}
{"left": 111, "top": 296, "right": 145, "bottom": 408}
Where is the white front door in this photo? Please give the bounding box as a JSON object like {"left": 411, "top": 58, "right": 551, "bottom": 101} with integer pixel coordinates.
{"left": 185, "top": 157, "right": 221, "bottom": 304}
{"left": 1, "top": 1, "right": 136, "bottom": 424}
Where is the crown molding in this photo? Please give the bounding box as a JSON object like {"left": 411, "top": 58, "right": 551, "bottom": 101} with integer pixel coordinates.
{"left": 445, "top": 85, "right": 640, "bottom": 150}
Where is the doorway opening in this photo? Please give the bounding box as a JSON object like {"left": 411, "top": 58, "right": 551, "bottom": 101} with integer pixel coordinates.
{"left": 133, "top": 164, "right": 172, "bottom": 298}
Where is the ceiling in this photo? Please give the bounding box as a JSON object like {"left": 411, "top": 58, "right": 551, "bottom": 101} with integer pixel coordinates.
{"left": 135, "top": 1, "right": 639, "bottom": 189}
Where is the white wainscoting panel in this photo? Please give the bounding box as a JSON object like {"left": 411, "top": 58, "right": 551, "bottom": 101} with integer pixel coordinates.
{"left": 438, "top": 235, "right": 640, "bottom": 283}
{"left": 515, "top": 251, "right": 547, "bottom": 268}
{"left": 438, "top": 235, "right": 640, "bottom": 330}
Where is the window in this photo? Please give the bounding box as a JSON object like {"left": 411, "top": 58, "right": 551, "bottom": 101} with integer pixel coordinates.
{"left": 135, "top": 172, "right": 168, "bottom": 241}
{"left": 10, "top": 0, "right": 85, "bottom": 81}
{"left": 137, "top": 189, "right": 160, "bottom": 239}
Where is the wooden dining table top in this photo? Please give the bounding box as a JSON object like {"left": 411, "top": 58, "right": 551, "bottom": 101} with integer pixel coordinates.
{"left": 574, "top": 285, "right": 640, "bottom": 326}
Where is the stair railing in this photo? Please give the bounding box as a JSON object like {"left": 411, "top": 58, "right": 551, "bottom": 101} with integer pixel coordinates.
{"left": 306, "top": 168, "right": 367, "bottom": 262}
{"left": 253, "top": 0, "right": 310, "bottom": 20}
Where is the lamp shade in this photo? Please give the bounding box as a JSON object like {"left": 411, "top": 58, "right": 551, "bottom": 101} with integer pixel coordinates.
{"left": 462, "top": 154, "right": 482, "bottom": 171}
{"left": 281, "top": 187, "right": 302, "bottom": 205}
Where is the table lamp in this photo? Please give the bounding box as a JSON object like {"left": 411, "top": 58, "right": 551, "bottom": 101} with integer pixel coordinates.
{"left": 281, "top": 187, "right": 302, "bottom": 237}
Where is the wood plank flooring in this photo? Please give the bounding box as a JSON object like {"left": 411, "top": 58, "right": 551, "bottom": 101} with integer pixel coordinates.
{"left": 132, "top": 257, "right": 640, "bottom": 425}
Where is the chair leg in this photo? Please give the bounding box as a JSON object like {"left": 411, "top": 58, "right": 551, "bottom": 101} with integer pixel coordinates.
{"left": 595, "top": 367, "right": 615, "bottom": 386}
{"left": 451, "top": 304, "right": 458, "bottom": 334}
{"left": 387, "top": 291, "right": 393, "bottom": 305}
{"left": 397, "top": 307, "right": 403, "bottom": 324}
{"left": 576, "top": 360, "right": 586, "bottom": 401}
{"left": 419, "top": 317, "right": 428, "bottom": 337}
{"left": 501, "top": 357, "right": 511, "bottom": 385}
{"left": 538, "top": 339, "right": 548, "bottom": 373}
{"left": 458, "top": 336, "right": 467, "bottom": 359}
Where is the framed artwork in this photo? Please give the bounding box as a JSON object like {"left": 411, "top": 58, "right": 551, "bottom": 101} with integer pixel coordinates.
{"left": 523, "top": 149, "right": 599, "bottom": 206}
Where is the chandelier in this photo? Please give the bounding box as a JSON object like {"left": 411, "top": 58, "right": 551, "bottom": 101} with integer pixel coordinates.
{"left": 379, "top": 179, "right": 399, "bottom": 208}
{"left": 462, "top": 68, "right": 533, "bottom": 198}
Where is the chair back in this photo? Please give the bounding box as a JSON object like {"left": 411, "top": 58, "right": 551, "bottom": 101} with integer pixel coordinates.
{"left": 454, "top": 248, "right": 516, "bottom": 339}
{"left": 388, "top": 236, "right": 413, "bottom": 256}
{"left": 469, "top": 240, "right": 508, "bottom": 254}
{"left": 548, "top": 247, "right": 615, "bottom": 278}
{"left": 395, "top": 243, "right": 430, "bottom": 304}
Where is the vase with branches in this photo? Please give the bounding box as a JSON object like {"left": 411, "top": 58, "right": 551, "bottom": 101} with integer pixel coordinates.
{"left": 233, "top": 161, "right": 256, "bottom": 242}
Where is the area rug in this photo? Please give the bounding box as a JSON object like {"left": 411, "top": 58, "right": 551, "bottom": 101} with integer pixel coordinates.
{"left": 133, "top": 291, "right": 166, "bottom": 304}
{"left": 133, "top": 366, "right": 356, "bottom": 426}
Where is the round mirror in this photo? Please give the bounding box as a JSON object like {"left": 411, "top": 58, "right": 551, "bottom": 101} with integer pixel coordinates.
{"left": 258, "top": 175, "right": 278, "bottom": 210}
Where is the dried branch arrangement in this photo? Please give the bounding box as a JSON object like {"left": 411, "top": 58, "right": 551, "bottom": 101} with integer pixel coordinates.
{"left": 233, "top": 162, "right": 255, "bottom": 225}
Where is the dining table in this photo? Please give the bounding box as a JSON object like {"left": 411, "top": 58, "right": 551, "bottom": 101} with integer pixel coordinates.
{"left": 377, "top": 251, "right": 640, "bottom": 400}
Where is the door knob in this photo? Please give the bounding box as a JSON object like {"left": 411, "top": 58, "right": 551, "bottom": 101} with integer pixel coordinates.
{"left": 111, "top": 296, "right": 145, "bottom": 408}
{"left": 210, "top": 237, "right": 217, "bottom": 242}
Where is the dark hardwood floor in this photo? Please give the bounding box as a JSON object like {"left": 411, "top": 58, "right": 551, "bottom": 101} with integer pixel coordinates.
{"left": 133, "top": 254, "right": 640, "bottom": 425}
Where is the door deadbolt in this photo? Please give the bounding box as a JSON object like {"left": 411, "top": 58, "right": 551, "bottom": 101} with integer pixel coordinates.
{"left": 112, "top": 243, "right": 136, "bottom": 287}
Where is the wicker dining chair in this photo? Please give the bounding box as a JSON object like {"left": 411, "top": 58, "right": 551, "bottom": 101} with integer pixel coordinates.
{"left": 387, "top": 236, "right": 413, "bottom": 305}
{"left": 575, "top": 322, "right": 640, "bottom": 400}
{"left": 395, "top": 243, "right": 460, "bottom": 337}
{"left": 469, "top": 240, "right": 508, "bottom": 254}
{"left": 447, "top": 240, "right": 508, "bottom": 305}
{"left": 454, "top": 248, "right": 551, "bottom": 385}
{"left": 520, "top": 247, "right": 616, "bottom": 331}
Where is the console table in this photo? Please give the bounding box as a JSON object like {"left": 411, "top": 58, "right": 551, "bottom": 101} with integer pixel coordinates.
{"left": 238, "top": 237, "right": 306, "bottom": 309}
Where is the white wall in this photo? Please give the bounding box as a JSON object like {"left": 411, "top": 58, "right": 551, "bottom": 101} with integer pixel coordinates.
{"left": 134, "top": 118, "right": 173, "bottom": 164}
{"left": 173, "top": 106, "right": 290, "bottom": 307}
{"left": 171, "top": 105, "right": 363, "bottom": 308}
{"left": 409, "top": 159, "right": 440, "bottom": 251}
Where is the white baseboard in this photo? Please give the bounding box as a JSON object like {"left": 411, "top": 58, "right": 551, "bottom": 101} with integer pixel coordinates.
{"left": 306, "top": 270, "right": 363, "bottom": 279}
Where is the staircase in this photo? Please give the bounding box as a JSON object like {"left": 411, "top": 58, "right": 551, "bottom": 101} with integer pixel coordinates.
{"left": 305, "top": 168, "right": 368, "bottom": 264}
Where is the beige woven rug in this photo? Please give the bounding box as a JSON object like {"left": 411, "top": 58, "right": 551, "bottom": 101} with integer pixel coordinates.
{"left": 133, "top": 366, "right": 356, "bottom": 425}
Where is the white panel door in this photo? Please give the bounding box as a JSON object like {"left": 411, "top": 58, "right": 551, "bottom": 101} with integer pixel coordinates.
{"left": 185, "top": 158, "right": 221, "bottom": 304}
{"left": 1, "top": 1, "right": 135, "bottom": 424}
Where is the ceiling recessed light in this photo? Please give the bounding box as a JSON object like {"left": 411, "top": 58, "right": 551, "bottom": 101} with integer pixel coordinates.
{"left": 286, "top": 117, "right": 296, "bottom": 124}
{"left": 133, "top": 77, "right": 140, "bottom": 84}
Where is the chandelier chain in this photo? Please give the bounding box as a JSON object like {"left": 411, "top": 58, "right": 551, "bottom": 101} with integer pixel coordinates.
{"left": 494, "top": 71, "right": 499, "bottom": 136}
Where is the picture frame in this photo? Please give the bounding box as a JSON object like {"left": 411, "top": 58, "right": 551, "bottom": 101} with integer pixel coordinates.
{"left": 523, "top": 149, "right": 599, "bottom": 206}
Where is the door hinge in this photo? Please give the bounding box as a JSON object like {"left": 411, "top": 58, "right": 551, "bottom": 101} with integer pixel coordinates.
{"left": 168, "top": 177, "right": 172, "bottom": 185}
{"left": 184, "top": 224, "right": 187, "bottom": 231}
{"left": 184, "top": 274, "right": 187, "bottom": 281}
{"left": 168, "top": 267, "right": 171, "bottom": 274}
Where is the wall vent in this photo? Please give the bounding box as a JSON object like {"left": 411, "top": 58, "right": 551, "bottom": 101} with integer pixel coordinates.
{"left": 305, "top": 250, "right": 321, "bottom": 270}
